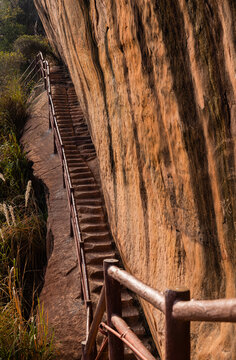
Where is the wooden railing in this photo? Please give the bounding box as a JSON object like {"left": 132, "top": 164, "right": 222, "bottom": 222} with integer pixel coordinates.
{"left": 22, "top": 53, "right": 236, "bottom": 360}
{"left": 83, "top": 258, "right": 236, "bottom": 360}
{"left": 31, "top": 52, "right": 93, "bottom": 340}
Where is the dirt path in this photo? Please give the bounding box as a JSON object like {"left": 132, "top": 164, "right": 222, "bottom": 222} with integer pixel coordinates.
{"left": 22, "top": 86, "right": 85, "bottom": 359}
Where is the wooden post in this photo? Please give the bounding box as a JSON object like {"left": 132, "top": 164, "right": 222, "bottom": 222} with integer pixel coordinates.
{"left": 81, "top": 278, "right": 84, "bottom": 303}
{"left": 62, "top": 163, "right": 65, "bottom": 188}
{"left": 69, "top": 188, "right": 73, "bottom": 237}
{"left": 53, "top": 134, "right": 57, "bottom": 154}
{"left": 81, "top": 340, "right": 86, "bottom": 360}
{"left": 85, "top": 286, "right": 105, "bottom": 357}
{"left": 62, "top": 147, "right": 66, "bottom": 188}
{"left": 104, "top": 259, "right": 124, "bottom": 360}
{"left": 165, "top": 287, "right": 190, "bottom": 360}
{"left": 43, "top": 61, "right": 47, "bottom": 89}
{"left": 70, "top": 215, "right": 73, "bottom": 237}
{"left": 86, "top": 300, "right": 93, "bottom": 332}
{"left": 49, "top": 108, "right": 52, "bottom": 129}
{"left": 81, "top": 340, "right": 94, "bottom": 360}
{"left": 85, "top": 300, "right": 96, "bottom": 359}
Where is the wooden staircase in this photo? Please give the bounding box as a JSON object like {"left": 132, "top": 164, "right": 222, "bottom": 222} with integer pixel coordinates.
{"left": 50, "top": 65, "right": 155, "bottom": 358}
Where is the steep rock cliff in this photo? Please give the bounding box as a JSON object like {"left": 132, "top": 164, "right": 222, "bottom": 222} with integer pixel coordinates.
{"left": 34, "top": 1, "right": 236, "bottom": 358}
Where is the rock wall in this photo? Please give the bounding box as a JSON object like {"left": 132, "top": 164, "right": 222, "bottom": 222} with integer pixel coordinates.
{"left": 34, "top": 1, "right": 236, "bottom": 358}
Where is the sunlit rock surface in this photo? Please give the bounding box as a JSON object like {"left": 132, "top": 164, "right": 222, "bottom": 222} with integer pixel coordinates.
{"left": 34, "top": 1, "right": 236, "bottom": 358}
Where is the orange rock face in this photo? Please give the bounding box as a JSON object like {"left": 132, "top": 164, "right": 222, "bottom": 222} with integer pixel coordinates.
{"left": 34, "top": 1, "right": 236, "bottom": 358}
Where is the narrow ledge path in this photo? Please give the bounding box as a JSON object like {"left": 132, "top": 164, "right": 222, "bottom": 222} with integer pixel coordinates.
{"left": 22, "top": 65, "right": 154, "bottom": 359}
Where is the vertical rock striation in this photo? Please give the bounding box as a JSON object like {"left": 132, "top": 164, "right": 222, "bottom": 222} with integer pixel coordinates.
{"left": 34, "top": 1, "right": 236, "bottom": 358}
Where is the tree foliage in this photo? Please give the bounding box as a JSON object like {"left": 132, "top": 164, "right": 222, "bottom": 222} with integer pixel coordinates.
{"left": 0, "top": 0, "right": 25, "bottom": 51}
{"left": 0, "top": 0, "right": 43, "bottom": 51}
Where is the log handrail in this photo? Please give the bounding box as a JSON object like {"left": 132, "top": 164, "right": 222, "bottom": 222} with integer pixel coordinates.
{"left": 100, "top": 322, "right": 155, "bottom": 360}
{"left": 107, "top": 265, "right": 165, "bottom": 313}
{"left": 111, "top": 315, "right": 156, "bottom": 360}
{"left": 172, "top": 297, "right": 236, "bottom": 322}
{"left": 107, "top": 265, "right": 236, "bottom": 322}
{"left": 83, "top": 259, "right": 236, "bottom": 360}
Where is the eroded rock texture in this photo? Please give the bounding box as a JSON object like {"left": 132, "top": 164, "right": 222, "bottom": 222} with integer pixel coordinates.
{"left": 34, "top": 1, "right": 236, "bottom": 358}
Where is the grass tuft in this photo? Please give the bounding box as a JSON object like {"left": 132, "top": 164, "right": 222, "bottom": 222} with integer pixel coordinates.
{"left": 0, "top": 269, "right": 55, "bottom": 359}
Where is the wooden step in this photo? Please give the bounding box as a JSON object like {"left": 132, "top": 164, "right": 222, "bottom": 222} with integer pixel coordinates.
{"left": 84, "top": 241, "right": 113, "bottom": 253}
{"left": 77, "top": 205, "right": 103, "bottom": 215}
{"left": 79, "top": 213, "right": 104, "bottom": 224}
{"left": 70, "top": 171, "right": 93, "bottom": 179}
{"left": 75, "top": 198, "right": 102, "bottom": 206}
{"left": 80, "top": 223, "right": 108, "bottom": 233}
{"left": 75, "top": 190, "right": 101, "bottom": 200}
{"left": 82, "top": 232, "right": 111, "bottom": 243}
{"left": 72, "top": 178, "right": 95, "bottom": 185}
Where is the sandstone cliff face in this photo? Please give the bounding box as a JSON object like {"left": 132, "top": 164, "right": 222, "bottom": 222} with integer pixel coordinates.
{"left": 34, "top": 1, "right": 236, "bottom": 358}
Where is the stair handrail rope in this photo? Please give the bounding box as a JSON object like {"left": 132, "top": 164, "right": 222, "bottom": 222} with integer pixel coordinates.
{"left": 19, "top": 57, "right": 39, "bottom": 82}
{"left": 35, "top": 52, "right": 92, "bottom": 339}
{"left": 21, "top": 63, "right": 41, "bottom": 85}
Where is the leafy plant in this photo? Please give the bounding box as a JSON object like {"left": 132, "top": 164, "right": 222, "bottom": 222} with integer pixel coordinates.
{"left": 14, "top": 35, "right": 54, "bottom": 61}
{"left": 0, "top": 51, "right": 25, "bottom": 86}
{"left": 0, "top": 78, "right": 28, "bottom": 135}
{"left": 0, "top": 0, "right": 26, "bottom": 51}
{"left": 0, "top": 134, "right": 30, "bottom": 200}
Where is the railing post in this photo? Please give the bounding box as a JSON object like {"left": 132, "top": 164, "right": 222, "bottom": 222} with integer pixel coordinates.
{"left": 86, "top": 300, "right": 93, "bottom": 332}
{"left": 70, "top": 215, "right": 73, "bottom": 237}
{"left": 81, "top": 340, "right": 86, "bottom": 360}
{"left": 84, "top": 286, "right": 105, "bottom": 358}
{"left": 85, "top": 299, "right": 96, "bottom": 359}
{"left": 70, "top": 188, "right": 74, "bottom": 237}
{"left": 165, "top": 287, "right": 190, "bottom": 360}
{"left": 49, "top": 108, "right": 52, "bottom": 129}
{"left": 62, "top": 164, "right": 66, "bottom": 188}
{"left": 104, "top": 259, "right": 124, "bottom": 360}
{"left": 81, "top": 279, "right": 84, "bottom": 303}
{"left": 43, "top": 61, "right": 47, "bottom": 89}
{"left": 53, "top": 134, "right": 57, "bottom": 154}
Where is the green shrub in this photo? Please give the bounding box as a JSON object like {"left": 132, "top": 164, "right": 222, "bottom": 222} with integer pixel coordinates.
{"left": 0, "top": 134, "right": 30, "bottom": 200}
{"left": 0, "top": 51, "right": 25, "bottom": 86}
{"left": 14, "top": 35, "right": 55, "bottom": 61}
{"left": 0, "top": 1, "right": 26, "bottom": 51}
{"left": 0, "top": 79, "right": 30, "bottom": 199}
{"left": 0, "top": 77, "right": 28, "bottom": 137}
